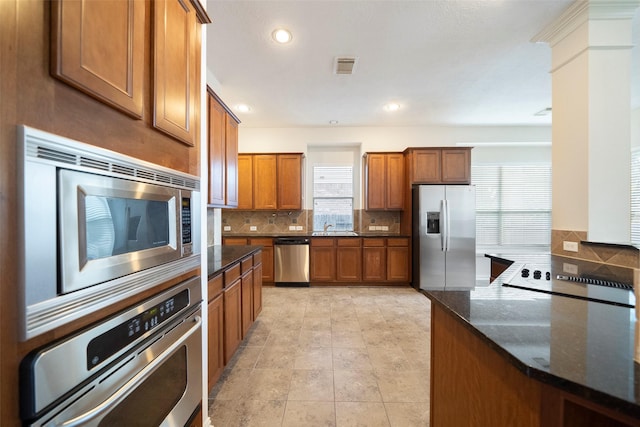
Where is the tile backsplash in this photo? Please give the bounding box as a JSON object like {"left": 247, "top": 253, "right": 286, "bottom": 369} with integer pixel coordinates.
{"left": 220, "top": 209, "right": 402, "bottom": 235}
{"left": 551, "top": 229, "right": 639, "bottom": 269}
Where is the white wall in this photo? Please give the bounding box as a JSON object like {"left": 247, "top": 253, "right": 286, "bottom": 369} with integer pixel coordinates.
{"left": 633, "top": 107, "right": 640, "bottom": 149}
{"left": 238, "top": 125, "right": 552, "bottom": 153}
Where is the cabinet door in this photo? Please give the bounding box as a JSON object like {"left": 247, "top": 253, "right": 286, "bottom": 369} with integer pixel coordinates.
{"left": 365, "top": 154, "right": 386, "bottom": 210}
{"left": 51, "top": 0, "right": 145, "bottom": 118}
{"left": 241, "top": 270, "right": 253, "bottom": 337}
{"left": 336, "top": 239, "right": 361, "bottom": 282}
{"left": 225, "top": 116, "right": 239, "bottom": 207}
{"left": 310, "top": 239, "right": 335, "bottom": 282}
{"left": 237, "top": 155, "right": 253, "bottom": 209}
{"left": 249, "top": 238, "right": 274, "bottom": 283}
{"left": 253, "top": 155, "right": 278, "bottom": 210}
{"left": 207, "top": 293, "right": 224, "bottom": 390}
{"left": 362, "top": 239, "right": 386, "bottom": 282}
{"left": 153, "top": 0, "right": 199, "bottom": 146}
{"left": 441, "top": 149, "right": 471, "bottom": 184}
{"left": 223, "top": 279, "right": 242, "bottom": 363}
{"left": 411, "top": 149, "right": 441, "bottom": 184}
{"left": 253, "top": 262, "right": 263, "bottom": 318}
{"left": 207, "top": 95, "right": 226, "bottom": 206}
{"left": 277, "top": 154, "right": 303, "bottom": 210}
{"left": 387, "top": 238, "right": 410, "bottom": 282}
{"left": 386, "top": 153, "right": 405, "bottom": 209}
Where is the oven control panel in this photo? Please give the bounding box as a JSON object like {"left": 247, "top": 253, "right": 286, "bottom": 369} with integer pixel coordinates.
{"left": 86, "top": 290, "right": 190, "bottom": 370}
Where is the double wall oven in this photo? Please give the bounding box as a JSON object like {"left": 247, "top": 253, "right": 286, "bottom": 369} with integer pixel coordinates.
{"left": 17, "top": 126, "right": 203, "bottom": 426}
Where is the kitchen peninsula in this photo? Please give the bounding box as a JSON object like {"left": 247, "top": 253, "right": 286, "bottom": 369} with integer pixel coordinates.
{"left": 423, "top": 255, "right": 640, "bottom": 426}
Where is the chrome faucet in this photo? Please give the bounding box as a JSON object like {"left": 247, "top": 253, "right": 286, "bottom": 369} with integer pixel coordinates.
{"left": 323, "top": 222, "right": 334, "bottom": 232}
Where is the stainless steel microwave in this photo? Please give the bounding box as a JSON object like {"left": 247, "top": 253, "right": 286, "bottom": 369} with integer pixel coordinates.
{"left": 18, "top": 126, "right": 201, "bottom": 341}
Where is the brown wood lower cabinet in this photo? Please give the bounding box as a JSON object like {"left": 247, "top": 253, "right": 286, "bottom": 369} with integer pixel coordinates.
{"left": 253, "top": 254, "right": 263, "bottom": 318}
{"left": 223, "top": 278, "right": 242, "bottom": 364}
{"left": 207, "top": 293, "right": 224, "bottom": 390}
{"left": 362, "top": 238, "right": 386, "bottom": 281}
{"left": 241, "top": 265, "right": 253, "bottom": 337}
{"left": 311, "top": 237, "right": 410, "bottom": 284}
{"left": 208, "top": 249, "right": 263, "bottom": 392}
{"left": 336, "top": 238, "right": 361, "bottom": 282}
{"left": 249, "top": 238, "right": 274, "bottom": 283}
{"left": 387, "top": 238, "right": 410, "bottom": 282}
{"left": 432, "top": 304, "right": 640, "bottom": 427}
{"left": 310, "top": 238, "right": 336, "bottom": 282}
{"left": 224, "top": 238, "right": 275, "bottom": 284}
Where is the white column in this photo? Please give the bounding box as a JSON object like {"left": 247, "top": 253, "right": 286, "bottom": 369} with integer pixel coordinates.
{"left": 534, "top": 0, "right": 639, "bottom": 243}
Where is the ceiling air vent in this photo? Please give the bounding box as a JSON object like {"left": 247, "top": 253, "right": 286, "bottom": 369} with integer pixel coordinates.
{"left": 334, "top": 57, "right": 358, "bottom": 75}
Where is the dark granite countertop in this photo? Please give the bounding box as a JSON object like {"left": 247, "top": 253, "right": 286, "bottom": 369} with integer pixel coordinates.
{"left": 424, "top": 254, "right": 640, "bottom": 419}
{"left": 207, "top": 245, "right": 262, "bottom": 279}
{"left": 222, "top": 233, "right": 410, "bottom": 238}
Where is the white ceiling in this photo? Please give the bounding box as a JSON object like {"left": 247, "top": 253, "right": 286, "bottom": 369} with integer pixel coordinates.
{"left": 205, "top": 1, "right": 640, "bottom": 128}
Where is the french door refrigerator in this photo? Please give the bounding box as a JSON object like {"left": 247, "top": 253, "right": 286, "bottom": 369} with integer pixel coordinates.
{"left": 412, "top": 185, "right": 476, "bottom": 290}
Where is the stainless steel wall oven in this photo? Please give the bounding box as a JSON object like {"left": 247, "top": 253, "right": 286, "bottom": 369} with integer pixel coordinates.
{"left": 20, "top": 276, "right": 202, "bottom": 427}
{"left": 17, "top": 126, "right": 201, "bottom": 341}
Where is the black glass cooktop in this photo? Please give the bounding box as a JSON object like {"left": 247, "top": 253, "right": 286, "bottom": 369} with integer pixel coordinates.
{"left": 503, "top": 263, "right": 635, "bottom": 308}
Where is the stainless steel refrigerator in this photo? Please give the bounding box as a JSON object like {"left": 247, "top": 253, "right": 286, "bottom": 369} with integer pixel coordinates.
{"left": 412, "top": 185, "right": 476, "bottom": 290}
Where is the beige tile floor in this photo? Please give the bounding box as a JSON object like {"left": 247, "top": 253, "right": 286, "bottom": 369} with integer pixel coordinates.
{"left": 208, "top": 286, "right": 431, "bottom": 427}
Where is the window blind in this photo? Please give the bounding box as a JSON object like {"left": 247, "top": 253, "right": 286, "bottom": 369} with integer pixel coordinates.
{"left": 631, "top": 149, "right": 640, "bottom": 243}
{"left": 313, "top": 166, "right": 354, "bottom": 231}
{"left": 472, "top": 164, "right": 551, "bottom": 248}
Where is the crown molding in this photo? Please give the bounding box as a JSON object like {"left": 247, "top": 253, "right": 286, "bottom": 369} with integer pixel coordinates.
{"left": 532, "top": 0, "right": 640, "bottom": 45}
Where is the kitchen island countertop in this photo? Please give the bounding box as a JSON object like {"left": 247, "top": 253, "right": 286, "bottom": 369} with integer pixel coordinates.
{"left": 423, "top": 254, "right": 640, "bottom": 420}
{"left": 206, "top": 245, "right": 262, "bottom": 279}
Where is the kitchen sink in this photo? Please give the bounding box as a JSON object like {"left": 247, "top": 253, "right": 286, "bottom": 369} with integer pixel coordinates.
{"left": 311, "top": 231, "right": 359, "bottom": 236}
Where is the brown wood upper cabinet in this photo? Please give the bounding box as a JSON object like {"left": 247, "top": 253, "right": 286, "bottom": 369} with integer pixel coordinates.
{"left": 237, "top": 153, "right": 304, "bottom": 210}
{"left": 51, "top": 0, "right": 210, "bottom": 146}
{"left": 153, "top": 0, "right": 200, "bottom": 146}
{"left": 207, "top": 88, "right": 240, "bottom": 207}
{"left": 51, "top": 0, "right": 145, "bottom": 118}
{"left": 405, "top": 148, "right": 471, "bottom": 184}
{"left": 364, "top": 152, "right": 405, "bottom": 210}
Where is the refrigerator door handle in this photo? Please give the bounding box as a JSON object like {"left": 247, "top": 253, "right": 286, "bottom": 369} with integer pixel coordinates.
{"left": 442, "top": 199, "right": 450, "bottom": 252}
{"left": 440, "top": 199, "right": 446, "bottom": 251}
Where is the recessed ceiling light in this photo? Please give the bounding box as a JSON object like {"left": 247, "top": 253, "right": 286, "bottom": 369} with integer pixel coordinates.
{"left": 384, "top": 103, "right": 400, "bottom": 112}
{"left": 236, "top": 104, "right": 251, "bottom": 113}
{"left": 272, "top": 28, "right": 292, "bottom": 44}
{"left": 329, "top": 120, "right": 339, "bottom": 125}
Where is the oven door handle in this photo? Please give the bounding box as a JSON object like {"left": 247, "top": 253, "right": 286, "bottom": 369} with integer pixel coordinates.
{"left": 58, "top": 315, "right": 202, "bottom": 427}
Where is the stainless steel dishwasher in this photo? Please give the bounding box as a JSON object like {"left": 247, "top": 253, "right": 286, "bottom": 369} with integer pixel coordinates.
{"left": 274, "top": 237, "right": 310, "bottom": 286}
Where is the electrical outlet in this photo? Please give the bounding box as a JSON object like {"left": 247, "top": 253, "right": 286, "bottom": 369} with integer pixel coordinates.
{"left": 382, "top": 226, "right": 389, "bottom": 231}
{"left": 296, "top": 226, "right": 303, "bottom": 231}
{"left": 289, "top": 225, "right": 296, "bottom": 231}
{"left": 249, "top": 226, "right": 257, "bottom": 231}
{"left": 223, "top": 226, "right": 231, "bottom": 231}
{"left": 563, "top": 263, "right": 579, "bottom": 275}
{"left": 563, "top": 241, "right": 579, "bottom": 252}
{"left": 369, "top": 225, "right": 376, "bottom": 231}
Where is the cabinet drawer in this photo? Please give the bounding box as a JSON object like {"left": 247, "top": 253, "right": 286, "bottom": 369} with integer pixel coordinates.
{"left": 387, "top": 238, "right": 409, "bottom": 247}
{"left": 311, "top": 238, "right": 335, "bottom": 247}
{"left": 337, "top": 238, "right": 361, "bottom": 247}
{"left": 241, "top": 256, "right": 253, "bottom": 273}
{"left": 224, "top": 263, "right": 241, "bottom": 284}
{"left": 253, "top": 251, "right": 262, "bottom": 265}
{"left": 249, "top": 238, "right": 273, "bottom": 247}
{"left": 224, "top": 237, "right": 248, "bottom": 246}
{"left": 207, "top": 274, "right": 223, "bottom": 300}
{"left": 363, "top": 238, "right": 385, "bottom": 247}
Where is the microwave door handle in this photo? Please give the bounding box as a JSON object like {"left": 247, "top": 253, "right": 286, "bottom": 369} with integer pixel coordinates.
{"left": 58, "top": 315, "right": 202, "bottom": 427}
